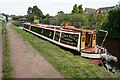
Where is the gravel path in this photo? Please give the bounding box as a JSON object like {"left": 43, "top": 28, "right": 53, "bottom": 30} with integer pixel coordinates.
{"left": 6, "top": 22, "right": 63, "bottom": 78}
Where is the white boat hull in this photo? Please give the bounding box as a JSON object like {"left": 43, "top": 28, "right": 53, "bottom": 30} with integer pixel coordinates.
{"left": 81, "top": 52, "right": 101, "bottom": 58}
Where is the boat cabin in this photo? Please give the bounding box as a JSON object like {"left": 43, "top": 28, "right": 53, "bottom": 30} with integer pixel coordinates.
{"left": 80, "top": 29, "right": 96, "bottom": 50}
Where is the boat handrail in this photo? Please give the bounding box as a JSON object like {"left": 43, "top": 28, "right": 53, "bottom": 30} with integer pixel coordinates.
{"left": 99, "top": 30, "right": 108, "bottom": 47}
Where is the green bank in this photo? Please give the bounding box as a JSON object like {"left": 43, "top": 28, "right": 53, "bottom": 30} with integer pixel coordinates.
{"left": 0, "top": 20, "right": 2, "bottom": 34}
{"left": 2, "top": 21, "right": 13, "bottom": 78}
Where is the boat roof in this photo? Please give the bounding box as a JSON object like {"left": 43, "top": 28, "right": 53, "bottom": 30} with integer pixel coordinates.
{"left": 80, "top": 29, "right": 95, "bottom": 33}
{"left": 23, "top": 23, "right": 96, "bottom": 33}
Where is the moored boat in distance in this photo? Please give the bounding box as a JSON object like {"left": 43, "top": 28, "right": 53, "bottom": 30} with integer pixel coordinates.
{"left": 21, "top": 22, "right": 117, "bottom": 64}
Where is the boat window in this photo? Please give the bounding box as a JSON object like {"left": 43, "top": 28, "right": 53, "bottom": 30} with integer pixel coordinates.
{"left": 41, "top": 29, "right": 44, "bottom": 34}
{"left": 42, "top": 29, "right": 54, "bottom": 39}
{"left": 54, "top": 31, "right": 60, "bottom": 42}
{"left": 82, "top": 37, "right": 85, "bottom": 42}
{"left": 24, "top": 24, "right": 29, "bottom": 29}
{"left": 31, "top": 26, "right": 42, "bottom": 34}
{"left": 93, "top": 36, "right": 96, "bottom": 40}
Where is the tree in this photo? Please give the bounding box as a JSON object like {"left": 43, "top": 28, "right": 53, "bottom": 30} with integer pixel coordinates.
{"left": 45, "top": 14, "right": 50, "bottom": 19}
{"left": 32, "top": 5, "right": 43, "bottom": 19}
{"left": 34, "top": 15, "right": 37, "bottom": 20}
{"left": 27, "top": 5, "right": 44, "bottom": 23}
{"left": 57, "top": 11, "right": 65, "bottom": 16}
{"left": 27, "top": 7, "right": 32, "bottom": 15}
{"left": 72, "top": 4, "right": 83, "bottom": 14}
{"left": 102, "top": 8, "right": 120, "bottom": 38}
{"left": 27, "top": 7, "right": 34, "bottom": 22}
{"left": 78, "top": 5, "right": 83, "bottom": 13}
{"left": 72, "top": 4, "right": 79, "bottom": 14}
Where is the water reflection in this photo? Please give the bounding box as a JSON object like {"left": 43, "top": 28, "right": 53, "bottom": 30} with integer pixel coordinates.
{"left": 97, "top": 37, "right": 120, "bottom": 70}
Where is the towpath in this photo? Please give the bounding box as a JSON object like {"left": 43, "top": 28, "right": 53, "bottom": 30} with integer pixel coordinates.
{"left": 6, "top": 22, "right": 63, "bottom": 78}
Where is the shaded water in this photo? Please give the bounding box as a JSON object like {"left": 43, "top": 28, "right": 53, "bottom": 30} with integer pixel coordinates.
{"left": 97, "top": 37, "right": 120, "bottom": 70}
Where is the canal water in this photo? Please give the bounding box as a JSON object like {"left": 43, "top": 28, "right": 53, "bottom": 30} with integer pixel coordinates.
{"left": 97, "top": 37, "right": 120, "bottom": 71}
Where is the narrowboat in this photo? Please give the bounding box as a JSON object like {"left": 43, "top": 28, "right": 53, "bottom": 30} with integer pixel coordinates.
{"left": 21, "top": 22, "right": 117, "bottom": 64}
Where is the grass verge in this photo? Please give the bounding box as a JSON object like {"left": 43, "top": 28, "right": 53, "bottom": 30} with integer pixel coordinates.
{"left": 13, "top": 25, "right": 118, "bottom": 78}
{"left": 0, "top": 20, "right": 2, "bottom": 34}
{"left": 2, "top": 22, "right": 13, "bottom": 78}
{"left": 0, "top": 20, "right": 5, "bottom": 35}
